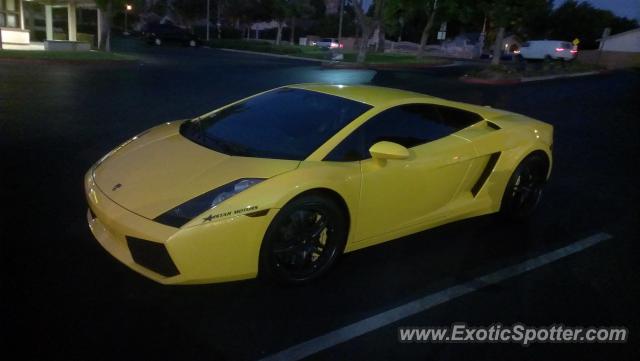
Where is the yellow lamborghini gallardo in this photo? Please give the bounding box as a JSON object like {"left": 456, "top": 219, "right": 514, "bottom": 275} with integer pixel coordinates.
{"left": 85, "top": 84, "right": 553, "bottom": 285}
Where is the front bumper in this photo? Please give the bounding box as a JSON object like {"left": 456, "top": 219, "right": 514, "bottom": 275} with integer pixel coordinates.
{"left": 85, "top": 171, "right": 276, "bottom": 285}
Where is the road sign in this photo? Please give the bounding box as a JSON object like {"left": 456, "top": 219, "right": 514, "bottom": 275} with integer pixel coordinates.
{"left": 572, "top": 38, "right": 580, "bottom": 46}
{"left": 437, "top": 31, "right": 446, "bottom": 40}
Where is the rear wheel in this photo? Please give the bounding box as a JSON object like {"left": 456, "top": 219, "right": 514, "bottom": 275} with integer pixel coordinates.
{"left": 500, "top": 153, "right": 548, "bottom": 221}
{"left": 259, "top": 195, "right": 347, "bottom": 285}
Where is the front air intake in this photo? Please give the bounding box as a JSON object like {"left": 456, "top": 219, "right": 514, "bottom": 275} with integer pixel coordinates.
{"left": 126, "top": 236, "right": 180, "bottom": 277}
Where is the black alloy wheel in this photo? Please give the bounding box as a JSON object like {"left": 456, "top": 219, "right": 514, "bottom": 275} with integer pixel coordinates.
{"left": 501, "top": 153, "right": 548, "bottom": 221}
{"left": 260, "top": 195, "right": 347, "bottom": 284}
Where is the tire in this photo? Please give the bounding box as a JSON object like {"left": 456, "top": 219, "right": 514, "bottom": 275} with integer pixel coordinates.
{"left": 500, "top": 153, "right": 548, "bottom": 221}
{"left": 154, "top": 38, "right": 162, "bottom": 46}
{"left": 259, "top": 194, "right": 348, "bottom": 285}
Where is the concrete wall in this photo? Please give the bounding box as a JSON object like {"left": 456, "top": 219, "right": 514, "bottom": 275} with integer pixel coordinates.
{"left": 44, "top": 40, "right": 91, "bottom": 51}
{"left": 601, "top": 29, "right": 640, "bottom": 53}
{"left": 0, "top": 27, "right": 30, "bottom": 45}
{"left": 578, "top": 50, "right": 640, "bottom": 69}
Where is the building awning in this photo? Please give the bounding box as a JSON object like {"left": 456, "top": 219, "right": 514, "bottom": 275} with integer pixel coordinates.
{"left": 31, "top": 0, "right": 97, "bottom": 8}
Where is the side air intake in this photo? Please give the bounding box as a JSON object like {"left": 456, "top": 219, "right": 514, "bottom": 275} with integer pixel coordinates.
{"left": 471, "top": 152, "right": 501, "bottom": 197}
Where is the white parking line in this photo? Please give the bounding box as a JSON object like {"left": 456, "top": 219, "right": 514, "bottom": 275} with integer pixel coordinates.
{"left": 258, "top": 232, "right": 612, "bottom": 361}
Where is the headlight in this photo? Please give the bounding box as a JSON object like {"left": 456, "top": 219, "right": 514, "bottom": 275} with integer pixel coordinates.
{"left": 154, "top": 178, "right": 264, "bottom": 227}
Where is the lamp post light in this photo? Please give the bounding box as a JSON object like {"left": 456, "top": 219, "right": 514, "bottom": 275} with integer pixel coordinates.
{"left": 124, "top": 4, "right": 132, "bottom": 36}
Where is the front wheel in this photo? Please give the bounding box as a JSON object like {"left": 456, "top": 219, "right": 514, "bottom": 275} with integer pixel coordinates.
{"left": 500, "top": 154, "right": 548, "bottom": 221}
{"left": 259, "top": 195, "right": 348, "bottom": 285}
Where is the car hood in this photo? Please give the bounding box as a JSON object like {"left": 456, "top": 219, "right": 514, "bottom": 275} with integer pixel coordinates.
{"left": 93, "top": 121, "right": 300, "bottom": 219}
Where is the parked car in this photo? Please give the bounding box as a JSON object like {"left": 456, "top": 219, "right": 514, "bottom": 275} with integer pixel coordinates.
{"left": 518, "top": 40, "right": 577, "bottom": 61}
{"left": 143, "top": 23, "right": 200, "bottom": 47}
{"left": 85, "top": 84, "right": 553, "bottom": 285}
{"left": 311, "top": 38, "right": 343, "bottom": 49}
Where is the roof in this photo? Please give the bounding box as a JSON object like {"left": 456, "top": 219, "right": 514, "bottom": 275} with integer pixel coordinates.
{"left": 287, "top": 83, "right": 512, "bottom": 119}
{"left": 35, "top": 0, "right": 96, "bottom": 6}
{"left": 288, "top": 83, "right": 432, "bottom": 106}
{"left": 598, "top": 27, "right": 640, "bottom": 42}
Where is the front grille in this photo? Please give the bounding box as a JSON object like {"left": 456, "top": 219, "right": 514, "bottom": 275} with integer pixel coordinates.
{"left": 126, "top": 236, "right": 180, "bottom": 277}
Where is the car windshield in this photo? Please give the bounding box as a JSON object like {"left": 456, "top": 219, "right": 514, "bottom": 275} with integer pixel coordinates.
{"left": 180, "top": 88, "right": 372, "bottom": 160}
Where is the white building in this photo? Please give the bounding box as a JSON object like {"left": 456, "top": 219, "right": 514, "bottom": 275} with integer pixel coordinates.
{"left": 1, "top": 0, "right": 99, "bottom": 50}
{"left": 599, "top": 27, "right": 640, "bottom": 52}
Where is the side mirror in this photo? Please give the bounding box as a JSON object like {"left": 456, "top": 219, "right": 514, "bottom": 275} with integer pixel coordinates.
{"left": 369, "top": 141, "right": 409, "bottom": 160}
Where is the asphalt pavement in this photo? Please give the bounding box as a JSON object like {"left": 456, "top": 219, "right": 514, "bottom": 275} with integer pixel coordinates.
{"left": 1, "top": 40, "right": 638, "bottom": 360}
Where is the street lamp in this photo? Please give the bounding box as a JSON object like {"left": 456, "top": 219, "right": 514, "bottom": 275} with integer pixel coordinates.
{"left": 124, "top": 4, "right": 132, "bottom": 36}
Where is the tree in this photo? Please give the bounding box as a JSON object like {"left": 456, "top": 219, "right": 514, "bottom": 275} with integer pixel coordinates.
{"left": 173, "top": 0, "right": 205, "bottom": 27}
{"left": 352, "top": 0, "right": 377, "bottom": 63}
{"left": 478, "top": 0, "right": 552, "bottom": 64}
{"left": 549, "top": 0, "right": 638, "bottom": 49}
{"left": 96, "top": 0, "right": 125, "bottom": 52}
{"left": 225, "top": 0, "right": 272, "bottom": 39}
{"left": 383, "top": 0, "right": 445, "bottom": 58}
{"left": 382, "top": 0, "right": 405, "bottom": 41}
{"left": 269, "top": 0, "right": 289, "bottom": 45}
{"left": 288, "top": 0, "right": 314, "bottom": 44}
{"left": 416, "top": 0, "right": 438, "bottom": 58}
{"left": 373, "top": 0, "right": 386, "bottom": 52}
{"left": 482, "top": 0, "right": 524, "bottom": 65}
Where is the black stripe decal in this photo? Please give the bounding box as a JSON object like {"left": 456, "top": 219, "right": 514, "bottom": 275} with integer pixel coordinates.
{"left": 471, "top": 152, "right": 501, "bottom": 197}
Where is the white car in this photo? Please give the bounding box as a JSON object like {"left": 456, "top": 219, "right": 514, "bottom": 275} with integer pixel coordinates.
{"left": 519, "top": 40, "right": 577, "bottom": 61}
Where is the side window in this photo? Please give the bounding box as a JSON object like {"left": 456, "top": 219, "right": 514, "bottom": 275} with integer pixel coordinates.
{"left": 326, "top": 104, "right": 440, "bottom": 161}
{"left": 434, "top": 105, "right": 483, "bottom": 129}
{"left": 325, "top": 104, "right": 482, "bottom": 162}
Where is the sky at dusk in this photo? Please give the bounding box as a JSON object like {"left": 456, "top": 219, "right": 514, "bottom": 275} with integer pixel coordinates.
{"left": 360, "top": 0, "right": 639, "bottom": 21}
{"left": 556, "top": 0, "right": 640, "bottom": 20}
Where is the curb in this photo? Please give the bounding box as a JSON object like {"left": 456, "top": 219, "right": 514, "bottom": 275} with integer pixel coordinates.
{"left": 459, "top": 76, "right": 521, "bottom": 85}
{"left": 217, "top": 48, "right": 323, "bottom": 63}
{"left": 321, "top": 60, "right": 453, "bottom": 70}
{"left": 460, "top": 70, "right": 607, "bottom": 85}
{"left": 520, "top": 70, "right": 603, "bottom": 82}
{"left": 216, "top": 48, "right": 454, "bottom": 70}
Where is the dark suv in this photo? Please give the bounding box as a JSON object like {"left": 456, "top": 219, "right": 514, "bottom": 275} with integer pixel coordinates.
{"left": 143, "top": 23, "right": 200, "bottom": 47}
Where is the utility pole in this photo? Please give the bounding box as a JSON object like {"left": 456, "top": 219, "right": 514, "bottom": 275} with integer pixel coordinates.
{"left": 124, "top": 4, "right": 132, "bottom": 36}
{"left": 206, "top": 0, "right": 211, "bottom": 41}
{"left": 478, "top": 15, "right": 487, "bottom": 54}
{"left": 217, "top": 0, "right": 222, "bottom": 39}
{"left": 337, "top": 0, "right": 344, "bottom": 43}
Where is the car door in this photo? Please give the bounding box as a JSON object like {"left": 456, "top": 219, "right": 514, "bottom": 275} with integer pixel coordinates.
{"left": 326, "top": 103, "right": 479, "bottom": 242}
